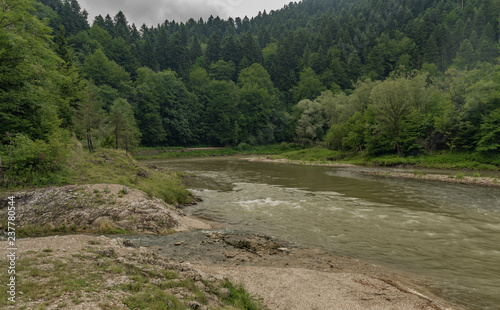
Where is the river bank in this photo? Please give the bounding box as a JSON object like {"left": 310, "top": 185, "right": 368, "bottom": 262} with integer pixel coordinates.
{"left": 249, "top": 156, "right": 500, "bottom": 188}
{"left": 0, "top": 182, "right": 458, "bottom": 309}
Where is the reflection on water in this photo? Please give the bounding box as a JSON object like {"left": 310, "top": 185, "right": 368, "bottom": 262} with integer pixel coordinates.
{"left": 143, "top": 157, "right": 500, "bottom": 310}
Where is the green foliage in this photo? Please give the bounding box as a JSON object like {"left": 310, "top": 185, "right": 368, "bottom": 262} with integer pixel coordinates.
{"left": 2, "top": 0, "right": 500, "bottom": 174}
{"left": 81, "top": 49, "right": 131, "bottom": 94}
{"left": 132, "top": 67, "right": 197, "bottom": 146}
{"left": 0, "top": 0, "right": 68, "bottom": 141}
{"left": 237, "top": 64, "right": 283, "bottom": 144}
{"left": 292, "top": 67, "right": 326, "bottom": 102}
{"left": 0, "top": 130, "right": 71, "bottom": 187}
{"left": 476, "top": 108, "right": 500, "bottom": 153}
{"left": 369, "top": 72, "right": 431, "bottom": 156}
{"left": 109, "top": 98, "right": 141, "bottom": 153}
{"left": 209, "top": 60, "right": 236, "bottom": 81}
{"left": 293, "top": 99, "right": 326, "bottom": 143}
{"left": 198, "top": 80, "right": 240, "bottom": 146}
{"left": 74, "top": 80, "right": 105, "bottom": 153}
{"left": 221, "top": 278, "right": 265, "bottom": 310}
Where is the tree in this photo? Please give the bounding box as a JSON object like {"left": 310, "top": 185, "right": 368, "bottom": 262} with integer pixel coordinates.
{"left": 476, "top": 108, "right": 500, "bottom": 153}
{"left": 206, "top": 33, "right": 221, "bottom": 64}
{"left": 75, "top": 81, "right": 105, "bottom": 152}
{"left": 190, "top": 36, "right": 203, "bottom": 61}
{"left": 221, "top": 35, "right": 242, "bottom": 67}
{"left": 294, "top": 99, "right": 326, "bottom": 143}
{"left": 199, "top": 80, "right": 240, "bottom": 146}
{"left": 237, "top": 64, "right": 282, "bottom": 144}
{"left": 81, "top": 49, "right": 131, "bottom": 94}
{"left": 132, "top": 67, "right": 196, "bottom": 146}
{"left": 369, "top": 73, "right": 430, "bottom": 156}
{"left": 109, "top": 98, "right": 140, "bottom": 154}
{"left": 0, "top": 0, "right": 65, "bottom": 141}
{"left": 208, "top": 60, "right": 236, "bottom": 81}
{"left": 241, "top": 31, "right": 263, "bottom": 65}
{"left": 292, "top": 68, "right": 326, "bottom": 102}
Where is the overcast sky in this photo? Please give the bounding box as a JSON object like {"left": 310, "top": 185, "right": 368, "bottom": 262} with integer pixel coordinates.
{"left": 78, "top": 0, "right": 298, "bottom": 26}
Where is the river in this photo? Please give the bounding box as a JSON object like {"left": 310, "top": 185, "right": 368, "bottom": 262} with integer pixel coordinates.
{"left": 143, "top": 156, "right": 500, "bottom": 310}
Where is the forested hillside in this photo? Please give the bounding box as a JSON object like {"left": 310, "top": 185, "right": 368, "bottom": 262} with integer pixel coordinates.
{"left": 1, "top": 0, "right": 500, "bottom": 186}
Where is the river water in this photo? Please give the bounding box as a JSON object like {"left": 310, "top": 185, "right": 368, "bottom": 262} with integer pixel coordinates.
{"left": 144, "top": 157, "right": 500, "bottom": 310}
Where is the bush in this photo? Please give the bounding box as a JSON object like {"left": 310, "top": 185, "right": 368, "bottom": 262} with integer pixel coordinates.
{"left": 1, "top": 130, "right": 71, "bottom": 187}
{"left": 237, "top": 142, "right": 252, "bottom": 151}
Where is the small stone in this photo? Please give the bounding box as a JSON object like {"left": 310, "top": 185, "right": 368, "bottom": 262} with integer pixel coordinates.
{"left": 195, "top": 281, "right": 206, "bottom": 291}
{"left": 187, "top": 301, "right": 207, "bottom": 310}
{"left": 123, "top": 240, "right": 136, "bottom": 248}
{"left": 219, "top": 288, "right": 231, "bottom": 299}
{"left": 175, "top": 241, "right": 185, "bottom": 246}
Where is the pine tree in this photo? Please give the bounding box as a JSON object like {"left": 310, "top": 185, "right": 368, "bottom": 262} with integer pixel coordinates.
{"left": 241, "top": 32, "right": 263, "bottom": 65}
{"left": 190, "top": 36, "right": 203, "bottom": 61}
{"left": 206, "top": 33, "right": 221, "bottom": 64}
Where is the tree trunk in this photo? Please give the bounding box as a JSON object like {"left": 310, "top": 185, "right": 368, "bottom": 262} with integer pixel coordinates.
{"left": 0, "top": 156, "right": 4, "bottom": 186}
{"left": 87, "top": 129, "right": 94, "bottom": 152}
{"left": 115, "top": 128, "right": 119, "bottom": 149}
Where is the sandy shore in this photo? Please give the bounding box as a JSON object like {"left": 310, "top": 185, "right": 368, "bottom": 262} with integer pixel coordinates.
{"left": 0, "top": 184, "right": 461, "bottom": 309}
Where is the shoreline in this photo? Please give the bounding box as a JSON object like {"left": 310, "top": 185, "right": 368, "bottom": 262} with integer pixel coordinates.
{"left": 249, "top": 156, "right": 500, "bottom": 188}
{"left": 0, "top": 183, "right": 461, "bottom": 309}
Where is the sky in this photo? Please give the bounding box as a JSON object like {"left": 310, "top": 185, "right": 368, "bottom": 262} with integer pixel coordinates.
{"left": 78, "top": 0, "right": 297, "bottom": 27}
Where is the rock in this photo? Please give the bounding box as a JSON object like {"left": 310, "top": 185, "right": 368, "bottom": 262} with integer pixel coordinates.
{"left": 195, "top": 281, "right": 206, "bottom": 291}
{"left": 123, "top": 240, "right": 136, "bottom": 248}
{"left": 115, "top": 220, "right": 135, "bottom": 231}
{"left": 92, "top": 216, "right": 113, "bottom": 230}
{"left": 187, "top": 301, "right": 207, "bottom": 310}
{"left": 96, "top": 248, "right": 115, "bottom": 258}
{"left": 117, "top": 210, "right": 132, "bottom": 220}
{"left": 137, "top": 168, "right": 149, "bottom": 178}
{"left": 219, "top": 288, "right": 231, "bottom": 299}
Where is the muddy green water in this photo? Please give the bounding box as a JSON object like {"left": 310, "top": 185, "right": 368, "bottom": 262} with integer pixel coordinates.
{"left": 145, "top": 157, "right": 500, "bottom": 310}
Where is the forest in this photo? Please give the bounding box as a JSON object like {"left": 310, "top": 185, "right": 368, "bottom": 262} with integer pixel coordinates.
{"left": 1, "top": 0, "right": 500, "bottom": 186}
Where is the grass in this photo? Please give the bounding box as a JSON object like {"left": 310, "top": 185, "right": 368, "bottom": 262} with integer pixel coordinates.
{"left": 275, "top": 147, "right": 500, "bottom": 171}
{"left": 63, "top": 147, "right": 193, "bottom": 205}
{"left": 0, "top": 143, "right": 193, "bottom": 206}
{"left": 132, "top": 144, "right": 297, "bottom": 160}
{"left": 0, "top": 247, "right": 265, "bottom": 309}
{"left": 220, "top": 278, "right": 265, "bottom": 310}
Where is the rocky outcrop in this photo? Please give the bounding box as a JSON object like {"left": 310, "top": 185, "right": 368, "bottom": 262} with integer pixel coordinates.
{"left": 0, "top": 184, "right": 182, "bottom": 234}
